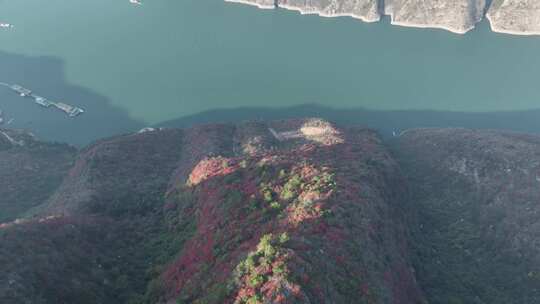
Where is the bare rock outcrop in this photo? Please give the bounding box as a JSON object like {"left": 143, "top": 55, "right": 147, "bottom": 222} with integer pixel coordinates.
{"left": 226, "top": 0, "right": 540, "bottom": 35}
{"left": 487, "top": 0, "right": 540, "bottom": 35}
{"left": 386, "top": 0, "right": 487, "bottom": 34}
{"left": 278, "top": 0, "right": 381, "bottom": 22}
{"left": 225, "top": 0, "right": 277, "bottom": 9}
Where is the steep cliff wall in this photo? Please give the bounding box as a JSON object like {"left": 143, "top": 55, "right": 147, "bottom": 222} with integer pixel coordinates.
{"left": 226, "top": 0, "right": 540, "bottom": 35}
{"left": 487, "top": 0, "right": 540, "bottom": 35}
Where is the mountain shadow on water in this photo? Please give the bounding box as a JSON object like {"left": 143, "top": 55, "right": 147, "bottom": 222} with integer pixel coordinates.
{"left": 157, "top": 103, "right": 540, "bottom": 138}
{"left": 1, "top": 50, "right": 539, "bottom": 147}
{"left": 0, "top": 51, "right": 144, "bottom": 146}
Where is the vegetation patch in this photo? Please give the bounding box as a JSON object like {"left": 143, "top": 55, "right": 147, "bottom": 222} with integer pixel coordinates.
{"left": 232, "top": 233, "right": 307, "bottom": 303}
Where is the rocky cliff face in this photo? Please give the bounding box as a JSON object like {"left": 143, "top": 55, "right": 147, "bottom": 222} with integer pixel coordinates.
{"left": 386, "top": 0, "right": 486, "bottom": 34}
{"left": 225, "top": 0, "right": 277, "bottom": 9}
{"left": 226, "top": 0, "right": 540, "bottom": 35}
{"left": 278, "top": 0, "right": 381, "bottom": 22}
{"left": 487, "top": 0, "right": 540, "bottom": 35}
{"left": 396, "top": 128, "right": 540, "bottom": 303}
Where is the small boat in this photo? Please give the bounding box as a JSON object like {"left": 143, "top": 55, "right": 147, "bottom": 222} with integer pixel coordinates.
{"left": 0, "top": 23, "right": 13, "bottom": 29}
{"left": 129, "top": 0, "right": 142, "bottom": 5}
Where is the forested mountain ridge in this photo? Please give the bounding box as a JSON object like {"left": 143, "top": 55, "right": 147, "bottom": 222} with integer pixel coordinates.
{"left": 1, "top": 119, "right": 539, "bottom": 303}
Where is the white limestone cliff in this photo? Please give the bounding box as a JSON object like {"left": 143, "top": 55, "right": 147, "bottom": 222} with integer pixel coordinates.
{"left": 278, "top": 0, "right": 381, "bottom": 22}
{"left": 487, "top": 0, "right": 540, "bottom": 35}
{"left": 225, "top": 0, "right": 276, "bottom": 9}
{"left": 386, "top": 0, "right": 487, "bottom": 34}
{"left": 225, "top": 0, "right": 540, "bottom": 36}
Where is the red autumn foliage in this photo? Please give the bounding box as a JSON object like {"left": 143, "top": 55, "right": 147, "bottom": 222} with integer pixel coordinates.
{"left": 157, "top": 125, "right": 423, "bottom": 303}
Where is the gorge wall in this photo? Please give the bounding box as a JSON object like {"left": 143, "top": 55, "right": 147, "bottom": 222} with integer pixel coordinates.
{"left": 225, "top": 0, "right": 540, "bottom": 35}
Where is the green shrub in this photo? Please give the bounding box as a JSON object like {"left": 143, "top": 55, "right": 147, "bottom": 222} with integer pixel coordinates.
{"left": 281, "top": 175, "right": 302, "bottom": 200}
{"left": 248, "top": 273, "right": 264, "bottom": 287}
{"left": 269, "top": 201, "right": 281, "bottom": 210}
{"left": 246, "top": 295, "right": 262, "bottom": 304}
{"left": 278, "top": 232, "right": 289, "bottom": 244}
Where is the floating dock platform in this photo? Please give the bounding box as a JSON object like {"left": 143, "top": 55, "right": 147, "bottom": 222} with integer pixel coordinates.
{"left": 10, "top": 84, "right": 32, "bottom": 97}
{"left": 33, "top": 96, "right": 53, "bottom": 108}
{"left": 53, "top": 102, "right": 85, "bottom": 117}
{"left": 0, "top": 82, "right": 85, "bottom": 117}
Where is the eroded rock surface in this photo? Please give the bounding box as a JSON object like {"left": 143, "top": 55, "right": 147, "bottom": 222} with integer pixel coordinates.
{"left": 225, "top": 0, "right": 277, "bottom": 9}
{"left": 279, "top": 0, "right": 381, "bottom": 22}
{"left": 226, "top": 0, "right": 540, "bottom": 35}
{"left": 387, "top": 0, "right": 487, "bottom": 33}
{"left": 487, "top": 0, "right": 540, "bottom": 35}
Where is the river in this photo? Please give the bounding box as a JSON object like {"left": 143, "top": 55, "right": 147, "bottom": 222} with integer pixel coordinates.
{"left": 1, "top": 0, "right": 539, "bottom": 145}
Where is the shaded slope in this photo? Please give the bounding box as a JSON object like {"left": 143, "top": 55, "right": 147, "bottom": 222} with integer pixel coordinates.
{"left": 396, "top": 128, "right": 540, "bottom": 303}
{"left": 0, "top": 129, "right": 76, "bottom": 223}
{"left": 37, "top": 129, "right": 185, "bottom": 216}
{"left": 0, "top": 216, "right": 147, "bottom": 304}
{"left": 0, "top": 128, "right": 192, "bottom": 304}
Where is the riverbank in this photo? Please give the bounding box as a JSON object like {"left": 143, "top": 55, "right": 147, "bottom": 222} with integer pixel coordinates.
{"left": 486, "top": 2, "right": 540, "bottom": 36}
{"left": 2, "top": 0, "right": 540, "bottom": 147}
{"left": 277, "top": 0, "right": 381, "bottom": 23}
{"left": 224, "top": 0, "right": 276, "bottom": 10}
{"left": 226, "top": 0, "right": 540, "bottom": 36}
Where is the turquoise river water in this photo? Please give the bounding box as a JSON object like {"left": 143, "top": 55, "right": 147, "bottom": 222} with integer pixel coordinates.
{"left": 0, "top": 0, "right": 539, "bottom": 145}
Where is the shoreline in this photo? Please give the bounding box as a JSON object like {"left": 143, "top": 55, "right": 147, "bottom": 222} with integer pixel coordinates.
{"left": 387, "top": 12, "right": 473, "bottom": 35}
{"left": 485, "top": 13, "right": 540, "bottom": 36}
{"left": 277, "top": 4, "right": 381, "bottom": 23}
{"left": 225, "top": 0, "right": 540, "bottom": 36}
{"left": 224, "top": 0, "right": 276, "bottom": 10}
